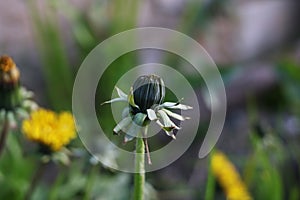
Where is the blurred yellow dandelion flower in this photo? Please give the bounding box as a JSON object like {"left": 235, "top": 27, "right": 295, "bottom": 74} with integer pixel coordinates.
{"left": 212, "top": 151, "right": 252, "bottom": 200}
{"left": 22, "top": 109, "right": 76, "bottom": 151}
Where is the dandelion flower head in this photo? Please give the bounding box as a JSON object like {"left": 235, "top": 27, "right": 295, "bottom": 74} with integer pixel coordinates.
{"left": 22, "top": 109, "right": 76, "bottom": 151}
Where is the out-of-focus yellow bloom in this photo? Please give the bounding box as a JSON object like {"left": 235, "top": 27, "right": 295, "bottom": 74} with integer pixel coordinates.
{"left": 211, "top": 151, "right": 252, "bottom": 200}
{"left": 22, "top": 109, "right": 76, "bottom": 151}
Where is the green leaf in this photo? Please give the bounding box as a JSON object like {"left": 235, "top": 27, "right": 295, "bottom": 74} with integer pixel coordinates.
{"left": 29, "top": 1, "right": 74, "bottom": 110}
{"left": 245, "top": 134, "right": 283, "bottom": 200}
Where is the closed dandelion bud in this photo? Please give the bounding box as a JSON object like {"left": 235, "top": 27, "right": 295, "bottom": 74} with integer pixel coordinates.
{"left": 102, "top": 73, "right": 192, "bottom": 143}
{"left": 0, "top": 55, "right": 21, "bottom": 110}
{"left": 131, "top": 74, "right": 165, "bottom": 114}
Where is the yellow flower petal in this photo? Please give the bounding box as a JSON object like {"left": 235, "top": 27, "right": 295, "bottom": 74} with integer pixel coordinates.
{"left": 211, "top": 151, "right": 252, "bottom": 200}
{"left": 22, "top": 109, "right": 76, "bottom": 151}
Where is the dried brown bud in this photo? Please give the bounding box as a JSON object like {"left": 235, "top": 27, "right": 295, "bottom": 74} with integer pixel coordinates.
{"left": 0, "top": 55, "right": 20, "bottom": 90}
{"left": 0, "top": 55, "right": 21, "bottom": 110}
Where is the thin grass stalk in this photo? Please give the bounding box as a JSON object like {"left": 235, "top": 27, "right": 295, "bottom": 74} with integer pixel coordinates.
{"left": 204, "top": 150, "right": 216, "bottom": 200}
{"left": 0, "top": 114, "right": 9, "bottom": 157}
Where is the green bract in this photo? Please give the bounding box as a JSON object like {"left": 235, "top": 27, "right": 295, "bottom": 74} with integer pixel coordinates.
{"left": 0, "top": 55, "right": 38, "bottom": 128}
{"left": 102, "top": 74, "right": 192, "bottom": 143}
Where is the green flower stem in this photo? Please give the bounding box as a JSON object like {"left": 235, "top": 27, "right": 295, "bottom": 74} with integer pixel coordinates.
{"left": 83, "top": 164, "right": 98, "bottom": 200}
{"left": 25, "top": 161, "right": 47, "bottom": 200}
{"left": 134, "top": 130, "right": 146, "bottom": 200}
{"left": 205, "top": 150, "right": 216, "bottom": 200}
{"left": 0, "top": 113, "right": 9, "bottom": 157}
{"left": 49, "top": 165, "right": 65, "bottom": 200}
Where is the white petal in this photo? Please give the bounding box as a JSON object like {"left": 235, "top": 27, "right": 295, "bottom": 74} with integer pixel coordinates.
{"left": 157, "top": 111, "right": 180, "bottom": 131}
{"left": 160, "top": 101, "right": 193, "bottom": 110}
{"left": 113, "top": 117, "right": 132, "bottom": 135}
{"left": 115, "top": 87, "right": 128, "bottom": 99}
{"left": 122, "top": 107, "right": 130, "bottom": 118}
{"left": 157, "top": 110, "right": 173, "bottom": 128}
{"left": 169, "top": 104, "right": 193, "bottom": 110}
{"left": 162, "top": 109, "right": 186, "bottom": 121}
{"left": 155, "top": 120, "right": 176, "bottom": 139}
{"left": 101, "top": 98, "right": 127, "bottom": 105}
{"left": 123, "top": 113, "right": 147, "bottom": 142}
{"left": 124, "top": 122, "right": 140, "bottom": 142}
{"left": 147, "top": 109, "right": 157, "bottom": 121}
{"left": 124, "top": 134, "right": 135, "bottom": 143}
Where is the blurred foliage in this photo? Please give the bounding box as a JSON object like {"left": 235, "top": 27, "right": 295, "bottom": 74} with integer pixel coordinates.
{"left": 28, "top": 1, "right": 74, "bottom": 111}
{"left": 277, "top": 59, "right": 300, "bottom": 115}
{"left": 245, "top": 133, "right": 283, "bottom": 200}
{"left": 0, "top": 133, "right": 34, "bottom": 199}
{"left": 0, "top": 0, "right": 300, "bottom": 199}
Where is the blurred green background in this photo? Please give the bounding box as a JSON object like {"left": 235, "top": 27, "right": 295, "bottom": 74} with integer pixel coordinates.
{"left": 0, "top": 0, "right": 300, "bottom": 199}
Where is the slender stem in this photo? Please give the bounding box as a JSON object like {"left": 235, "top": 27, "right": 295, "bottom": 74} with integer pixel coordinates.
{"left": 142, "top": 126, "right": 152, "bottom": 165}
{"left": 0, "top": 114, "right": 9, "bottom": 157}
{"left": 49, "top": 171, "right": 63, "bottom": 200}
{"left": 134, "top": 132, "right": 145, "bottom": 200}
{"left": 205, "top": 150, "right": 216, "bottom": 200}
{"left": 25, "top": 161, "right": 47, "bottom": 200}
{"left": 83, "top": 164, "right": 98, "bottom": 200}
{"left": 143, "top": 138, "right": 152, "bottom": 165}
